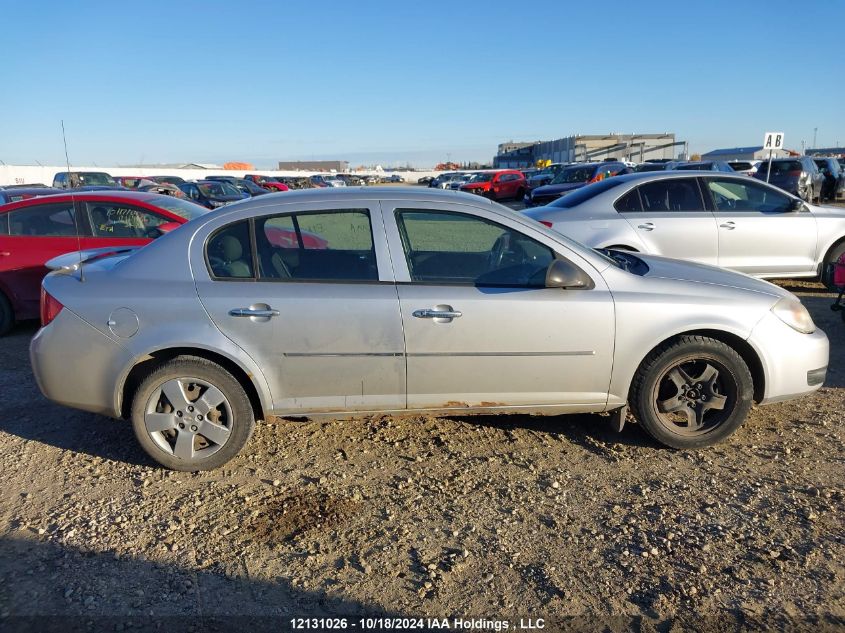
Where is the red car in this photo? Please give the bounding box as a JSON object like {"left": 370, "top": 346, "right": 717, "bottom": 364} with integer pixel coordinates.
{"left": 243, "top": 175, "right": 290, "bottom": 192}
{"left": 0, "top": 191, "right": 208, "bottom": 334}
{"left": 459, "top": 170, "right": 527, "bottom": 200}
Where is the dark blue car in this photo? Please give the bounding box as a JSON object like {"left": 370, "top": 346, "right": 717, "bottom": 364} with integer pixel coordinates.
{"left": 524, "top": 162, "right": 626, "bottom": 207}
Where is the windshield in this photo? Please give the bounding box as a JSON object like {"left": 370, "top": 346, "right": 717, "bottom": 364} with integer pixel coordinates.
{"left": 198, "top": 182, "right": 241, "bottom": 198}
{"left": 73, "top": 172, "right": 116, "bottom": 186}
{"left": 140, "top": 194, "right": 209, "bottom": 220}
{"left": 551, "top": 166, "right": 594, "bottom": 184}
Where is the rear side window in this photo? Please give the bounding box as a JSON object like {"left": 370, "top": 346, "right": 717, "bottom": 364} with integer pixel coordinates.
{"left": 638, "top": 179, "right": 705, "bottom": 212}
{"left": 256, "top": 209, "right": 377, "bottom": 281}
{"left": 614, "top": 189, "right": 642, "bottom": 212}
{"left": 8, "top": 202, "right": 80, "bottom": 236}
{"left": 87, "top": 203, "right": 167, "bottom": 238}
{"left": 207, "top": 220, "right": 254, "bottom": 279}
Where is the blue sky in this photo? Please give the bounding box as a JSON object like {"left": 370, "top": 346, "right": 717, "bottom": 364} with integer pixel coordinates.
{"left": 1, "top": 0, "right": 843, "bottom": 168}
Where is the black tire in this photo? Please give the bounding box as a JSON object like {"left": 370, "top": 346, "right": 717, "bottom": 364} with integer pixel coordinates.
{"left": 629, "top": 335, "right": 753, "bottom": 449}
{"left": 130, "top": 356, "right": 255, "bottom": 471}
{"left": 515, "top": 187, "right": 525, "bottom": 200}
{"left": 0, "top": 291, "right": 13, "bottom": 337}
{"left": 822, "top": 241, "right": 845, "bottom": 290}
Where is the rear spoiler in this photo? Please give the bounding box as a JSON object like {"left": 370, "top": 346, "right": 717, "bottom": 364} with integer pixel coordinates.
{"left": 46, "top": 246, "right": 141, "bottom": 273}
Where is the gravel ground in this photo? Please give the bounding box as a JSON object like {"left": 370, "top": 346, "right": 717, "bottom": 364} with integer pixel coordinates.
{"left": 0, "top": 279, "right": 843, "bottom": 632}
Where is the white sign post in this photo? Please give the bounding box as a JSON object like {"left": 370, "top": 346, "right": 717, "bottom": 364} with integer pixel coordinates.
{"left": 763, "top": 132, "right": 784, "bottom": 183}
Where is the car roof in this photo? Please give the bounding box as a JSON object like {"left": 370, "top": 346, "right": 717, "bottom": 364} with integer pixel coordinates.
{"left": 217, "top": 186, "right": 496, "bottom": 210}
{"left": 0, "top": 189, "right": 184, "bottom": 212}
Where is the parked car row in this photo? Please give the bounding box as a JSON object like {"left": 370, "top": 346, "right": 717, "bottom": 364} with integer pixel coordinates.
{"left": 428, "top": 170, "right": 529, "bottom": 201}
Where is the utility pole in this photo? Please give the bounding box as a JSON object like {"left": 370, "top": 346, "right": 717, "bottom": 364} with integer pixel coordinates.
{"left": 813, "top": 127, "right": 818, "bottom": 150}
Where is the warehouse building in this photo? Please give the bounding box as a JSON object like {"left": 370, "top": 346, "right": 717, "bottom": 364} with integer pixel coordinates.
{"left": 493, "top": 133, "right": 681, "bottom": 168}
{"left": 277, "top": 160, "right": 349, "bottom": 172}
{"left": 701, "top": 146, "right": 790, "bottom": 162}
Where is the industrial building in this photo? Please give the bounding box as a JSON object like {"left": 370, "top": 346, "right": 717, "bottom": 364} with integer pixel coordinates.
{"left": 277, "top": 160, "right": 349, "bottom": 172}
{"left": 493, "top": 133, "right": 682, "bottom": 168}
{"left": 701, "top": 146, "right": 790, "bottom": 162}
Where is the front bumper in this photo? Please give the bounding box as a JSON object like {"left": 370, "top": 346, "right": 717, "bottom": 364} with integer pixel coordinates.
{"left": 749, "top": 310, "right": 829, "bottom": 405}
{"left": 30, "top": 308, "right": 132, "bottom": 418}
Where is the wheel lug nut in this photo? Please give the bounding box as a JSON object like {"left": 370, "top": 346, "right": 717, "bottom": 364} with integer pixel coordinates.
{"left": 176, "top": 411, "right": 182, "bottom": 417}
{"left": 188, "top": 406, "right": 194, "bottom": 412}
{"left": 190, "top": 425, "right": 198, "bottom": 432}
{"left": 178, "top": 422, "right": 185, "bottom": 429}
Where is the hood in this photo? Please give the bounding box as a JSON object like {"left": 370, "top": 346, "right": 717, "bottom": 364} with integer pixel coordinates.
{"left": 637, "top": 253, "right": 792, "bottom": 299}
{"left": 532, "top": 182, "right": 586, "bottom": 196}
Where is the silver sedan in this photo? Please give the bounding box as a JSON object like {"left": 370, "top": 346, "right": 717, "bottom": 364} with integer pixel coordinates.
{"left": 525, "top": 171, "right": 845, "bottom": 280}
{"left": 30, "top": 188, "right": 828, "bottom": 470}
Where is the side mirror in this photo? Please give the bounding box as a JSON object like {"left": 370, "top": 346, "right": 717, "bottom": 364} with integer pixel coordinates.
{"left": 788, "top": 198, "right": 805, "bottom": 212}
{"left": 545, "top": 259, "right": 593, "bottom": 289}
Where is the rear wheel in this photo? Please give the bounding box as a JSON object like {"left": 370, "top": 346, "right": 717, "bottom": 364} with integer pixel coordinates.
{"left": 822, "top": 241, "right": 845, "bottom": 290}
{"left": 0, "top": 291, "right": 13, "bottom": 336}
{"left": 630, "top": 335, "right": 753, "bottom": 449}
{"left": 131, "top": 356, "right": 255, "bottom": 471}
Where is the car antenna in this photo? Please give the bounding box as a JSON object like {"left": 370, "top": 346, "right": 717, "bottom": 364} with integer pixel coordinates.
{"left": 61, "top": 120, "right": 84, "bottom": 282}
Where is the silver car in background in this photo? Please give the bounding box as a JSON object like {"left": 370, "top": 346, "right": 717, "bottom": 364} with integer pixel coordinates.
{"left": 31, "top": 188, "right": 828, "bottom": 471}
{"left": 526, "top": 172, "right": 845, "bottom": 280}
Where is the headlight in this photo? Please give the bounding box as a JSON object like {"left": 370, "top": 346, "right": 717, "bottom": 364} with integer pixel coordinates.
{"left": 771, "top": 297, "right": 815, "bottom": 334}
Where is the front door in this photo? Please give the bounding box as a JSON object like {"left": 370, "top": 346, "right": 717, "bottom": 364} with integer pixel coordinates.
{"left": 702, "top": 177, "right": 818, "bottom": 277}
{"left": 193, "top": 203, "right": 406, "bottom": 414}
{"left": 382, "top": 201, "right": 615, "bottom": 410}
{"left": 617, "top": 177, "right": 718, "bottom": 266}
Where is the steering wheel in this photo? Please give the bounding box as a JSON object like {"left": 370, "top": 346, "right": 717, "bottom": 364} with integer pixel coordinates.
{"left": 488, "top": 234, "right": 509, "bottom": 269}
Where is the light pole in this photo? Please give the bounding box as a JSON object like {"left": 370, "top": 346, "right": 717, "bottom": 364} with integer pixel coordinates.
{"left": 813, "top": 127, "right": 818, "bottom": 150}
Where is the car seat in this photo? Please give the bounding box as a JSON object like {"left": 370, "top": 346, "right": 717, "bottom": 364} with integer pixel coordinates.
{"left": 215, "top": 235, "right": 252, "bottom": 278}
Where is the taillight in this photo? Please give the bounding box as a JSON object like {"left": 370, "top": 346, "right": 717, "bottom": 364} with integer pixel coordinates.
{"left": 788, "top": 170, "right": 801, "bottom": 177}
{"left": 40, "top": 287, "right": 64, "bottom": 327}
{"left": 539, "top": 220, "right": 553, "bottom": 228}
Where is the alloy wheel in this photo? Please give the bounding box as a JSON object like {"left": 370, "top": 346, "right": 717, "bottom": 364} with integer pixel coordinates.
{"left": 652, "top": 358, "right": 736, "bottom": 437}
{"left": 143, "top": 377, "right": 233, "bottom": 460}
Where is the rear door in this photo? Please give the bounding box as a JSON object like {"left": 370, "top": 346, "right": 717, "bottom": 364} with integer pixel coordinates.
{"left": 702, "top": 176, "right": 818, "bottom": 276}
{"left": 617, "top": 177, "right": 718, "bottom": 265}
{"left": 193, "top": 201, "right": 406, "bottom": 414}
{"left": 0, "top": 200, "right": 89, "bottom": 319}
{"left": 381, "top": 200, "right": 615, "bottom": 410}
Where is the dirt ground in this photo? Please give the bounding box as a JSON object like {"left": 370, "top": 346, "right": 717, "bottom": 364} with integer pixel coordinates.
{"left": 0, "top": 280, "right": 843, "bottom": 632}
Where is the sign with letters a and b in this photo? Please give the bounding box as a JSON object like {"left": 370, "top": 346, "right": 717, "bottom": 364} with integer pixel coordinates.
{"left": 763, "top": 132, "right": 784, "bottom": 150}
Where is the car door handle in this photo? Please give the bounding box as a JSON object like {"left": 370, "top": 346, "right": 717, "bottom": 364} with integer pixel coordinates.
{"left": 719, "top": 221, "right": 736, "bottom": 230}
{"left": 229, "top": 308, "right": 280, "bottom": 318}
{"left": 637, "top": 222, "right": 655, "bottom": 231}
{"left": 413, "top": 309, "right": 462, "bottom": 319}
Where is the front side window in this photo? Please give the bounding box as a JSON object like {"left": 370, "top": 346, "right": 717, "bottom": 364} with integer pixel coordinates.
{"left": 8, "top": 202, "right": 80, "bottom": 236}
{"left": 706, "top": 178, "right": 792, "bottom": 213}
{"left": 256, "top": 209, "right": 377, "bottom": 281}
{"left": 395, "top": 209, "right": 554, "bottom": 287}
{"left": 637, "top": 179, "right": 705, "bottom": 212}
{"left": 87, "top": 203, "right": 167, "bottom": 238}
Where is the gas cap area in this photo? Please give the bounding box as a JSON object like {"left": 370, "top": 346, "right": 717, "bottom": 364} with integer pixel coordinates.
{"left": 107, "top": 307, "right": 139, "bottom": 338}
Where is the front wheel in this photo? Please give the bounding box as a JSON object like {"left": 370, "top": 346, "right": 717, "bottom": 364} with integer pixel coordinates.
{"left": 131, "top": 356, "right": 255, "bottom": 471}
{"left": 629, "top": 335, "right": 753, "bottom": 449}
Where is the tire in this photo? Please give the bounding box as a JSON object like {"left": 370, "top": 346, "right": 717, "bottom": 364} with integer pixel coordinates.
{"left": 629, "top": 335, "right": 753, "bottom": 450}
{"left": 130, "top": 356, "right": 255, "bottom": 471}
{"left": 515, "top": 187, "right": 525, "bottom": 200}
{"left": 0, "top": 291, "right": 13, "bottom": 336}
{"left": 822, "top": 241, "right": 845, "bottom": 290}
